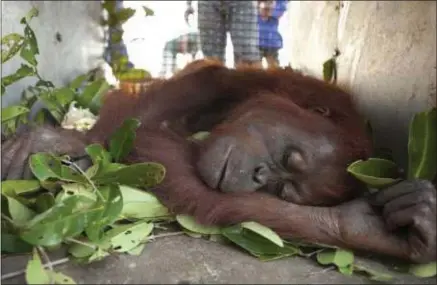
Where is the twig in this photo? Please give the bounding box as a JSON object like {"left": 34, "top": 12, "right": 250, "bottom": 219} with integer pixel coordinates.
{"left": 1, "top": 213, "right": 14, "bottom": 224}
{"left": 148, "top": 231, "right": 185, "bottom": 241}
{"left": 37, "top": 246, "right": 54, "bottom": 284}
{"left": 61, "top": 159, "right": 105, "bottom": 201}
{"left": 66, "top": 238, "right": 97, "bottom": 250}
{"left": 1, "top": 257, "right": 70, "bottom": 281}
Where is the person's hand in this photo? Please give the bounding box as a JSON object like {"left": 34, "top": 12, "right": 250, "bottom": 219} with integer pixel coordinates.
{"left": 184, "top": 5, "right": 195, "bottom": 25}
{"left": 338, "top": 179, "right": 436, "bottom": 263}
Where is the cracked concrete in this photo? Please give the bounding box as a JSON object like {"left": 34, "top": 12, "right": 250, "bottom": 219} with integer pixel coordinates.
{"left": 2, "top": 235, "right": 436, "bottom": 284}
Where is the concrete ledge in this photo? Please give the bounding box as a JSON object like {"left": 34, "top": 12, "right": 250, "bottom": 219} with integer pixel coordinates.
{"left": 2, "top": 235, "right": 436, "bottom": 284}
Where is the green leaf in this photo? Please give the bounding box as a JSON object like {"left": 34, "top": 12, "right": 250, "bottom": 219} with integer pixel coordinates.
{"left": 116, "top": 68, "right": 151, "bottom": 81}
{"left": 109, "top": 118, "right": 141, "bottom": 162}
{"left": 316, "top": 249, "right": 354, "bottom": 268}
{"left": 6, "top": 196, "right": 36, "bottom": 226}
{"left": 407, "top": 108, "right": 437, "bottom": 180}
{"left": 119, "top": 185, "right": 170, "bottom": 220}
{"left": 29, "top": 153, "right": 88, "bottom": 184}
{"left": 1, "top": 105, "right": 30, "bottom": 123}
{"left": 190, "top": 131, "right": 210, "bottom": 141}
{"left": 68, "top": 73, "right": 89, "bottom": 90}
{"left": 56, "top": 184, "right": 97, "bottom": 207}
{"left": 323, "top": 58, "right": 337, "bottom": 84}
{"left": 1, "top": 33, "right": 25, "bottom": 63}
{"left": 221, "top": 225, "right": 300, "bottom": 258}
{"left": 127, "top": 243, "right": 146, "bottom": 255}
{"left": 20, "top": 196, "right": 99, "bottom": 247}
{"left": 20, "top": 41, "right": 37, "bottom": 66}
{"left": 21, "top": 7, "right": 39, "bottom": 24}
{"left": 1, "top": 180, "right": 40, "bottom": 197}
{"left": 85, "top": 143, "right": 112, "bottom": 166}
{"left": 346, "top": 158, "right": 401, "bottom": 188}
{"left": 85, "top": 184, "right": 123, "bottom": 242}
{"left": 36, "top": 79, "right": 55, "bottom": 89}
{"left": 39, "top": 90, "right": 64, "bottom": 123}
{"left": 408, "top": 262, "right": 436, "bottom": 278}
{"left": 240, "top": 221, "right": 283, "bottom": 247}
{"left": 94, "top": 162, "right": 166, "bottom": 188}
{"left": 68, "top": 239, "right": 98, "bottom": 258}
{"left": 110, "top": 30, "right": 123, "bottom": 44}
{"left": 35, "top": 192, "right": 56, "bottom": 213}
{"left": 1, "top": 233, "right": 33, "bottom": 253}
{"left": 47, "top": 271, "right": 77, "bottom": 284}
{"left": 176, "top": 215, "right": 221, "bottom": 235}
{"left": 77, "top": 79, "right": 110, "bottom": 113}
{"left": 1, "top": 64, "right": 35, "bottom": 87}
{"left": 53, "top": 87, "right": 76, "bottom": 107}
{"left": 102, "top": 220, "right": 153, "bottom": 252}
{"left": 353, "top": 264, "right": 393, "bottom": 282}
{"left": 143, "top": 6, "right": 155, "bottom": 16}
{"left": 34, "top": 108, "right": 46, "bottom": 125}
{"left": 25, "top": 248, "right": 51, "bottom": 285}
{"left": 114, "top": 8, "right": 136, "bottom": 25}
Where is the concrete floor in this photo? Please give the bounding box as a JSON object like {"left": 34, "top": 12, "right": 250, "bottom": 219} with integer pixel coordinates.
{"left": 1, "top": 234, "right": 436, "bottom": 284}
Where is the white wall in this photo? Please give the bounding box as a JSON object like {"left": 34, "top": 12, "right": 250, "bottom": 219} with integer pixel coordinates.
{"left": 288, "top": 1, "right": 436, "bottom": 167}
{"left": 1, "top": 1, "right": 104, "bottom": 108}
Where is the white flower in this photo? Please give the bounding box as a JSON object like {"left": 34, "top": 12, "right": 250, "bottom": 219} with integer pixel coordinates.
{"left": 61, "top": 101, "right": 98, "bottom": 132}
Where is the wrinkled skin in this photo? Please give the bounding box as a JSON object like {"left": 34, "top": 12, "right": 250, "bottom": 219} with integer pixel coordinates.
{"left": 2, "top": 60, "right": 435, "bottom": 263}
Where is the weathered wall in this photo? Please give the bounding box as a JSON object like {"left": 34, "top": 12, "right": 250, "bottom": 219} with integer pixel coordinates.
{"left": 1, "top": 1, "right": 104, "bottom": 108}
{"left": 288, "top": 1, "right": 436, "bottom": 168}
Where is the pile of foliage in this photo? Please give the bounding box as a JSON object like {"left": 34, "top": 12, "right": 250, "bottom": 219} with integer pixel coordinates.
{"left": 1, "top": 8, "right": 436, "bottom": 285}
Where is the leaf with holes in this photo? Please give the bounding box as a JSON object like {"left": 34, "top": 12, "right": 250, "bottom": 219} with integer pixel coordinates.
{"left": 47, "top": 271, "right": 76, "bottom": 284}
{"left": 108, "top": 118, "right": 141, "bottom": 162}
{"left": 316, "top": 248, "right": 355, "bottom": 268}
{"left": 19, "top": 196, "right": 100, "bottom": 247}
{"left": 127, "top": 243, "right": 146, "bottom": 256}
{"left": 21, "top": 7, "right": 39, "bottom": 24}
{"left": 29, "top": 153, "right": 88, "bottom": 184}
{"left": 1, "top": 33, "right": 25, "bottom": 63}
{"left": 93, "top": 162, "right": 166, "bottom": 189}
{"left": 241, "top": 221, "right": 284, "bottom": 247}
{"left": 102, "top": 220, "right": 153, "bottom": 253}
{"left": 119, "top": 185, "right": 169, "bottom": 220}
{"left": 221, "top": 225, "right": 300, "bottom": 258}
{"left": 409, "top": 262, "right": 436, "bottom": 278}
{"left": 25, "top": 248, "right": 51, "bottom": 285}
{"left": 2, "top": 64, "right": 35, "bottom": 87}
{"left": 1, "top": 180, "right": 41, "bottom": 197}
{"left": 407, "top": 108, "right": 437, "bottom": 181}
{"left": 346, "top": 158, "right": 401, "bottom": 189}
{"left": 176, "top": 215, "right": 221, "bottom": 235}
{"left": 6, "top": 196, "right": 36, "bottom": 226}
{"left": 85, "top": 184, "right": 123, "bottom": 242}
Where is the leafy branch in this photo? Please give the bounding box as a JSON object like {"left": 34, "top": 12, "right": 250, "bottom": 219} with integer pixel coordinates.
{"left": 1, "top": 8, "right": 110, "bottom": 138}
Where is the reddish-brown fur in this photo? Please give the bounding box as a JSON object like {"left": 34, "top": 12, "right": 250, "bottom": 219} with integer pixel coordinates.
{"left": 86, "top": 60, "right": 372, "bottom": 242}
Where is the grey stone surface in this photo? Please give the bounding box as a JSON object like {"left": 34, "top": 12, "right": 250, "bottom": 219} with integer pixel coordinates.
{"left": 2, "top": 235, "right": 436, "bottom": 284}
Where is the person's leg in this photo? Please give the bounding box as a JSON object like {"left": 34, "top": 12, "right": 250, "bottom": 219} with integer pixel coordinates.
{"left": 265, "top": 48, "right": 280, "bottom": 68}
{"left": 197, "top": 0, "right": 227, "bottom": 63}
{"left": 228, "top": 1, "right": 261, "bottom": 68}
